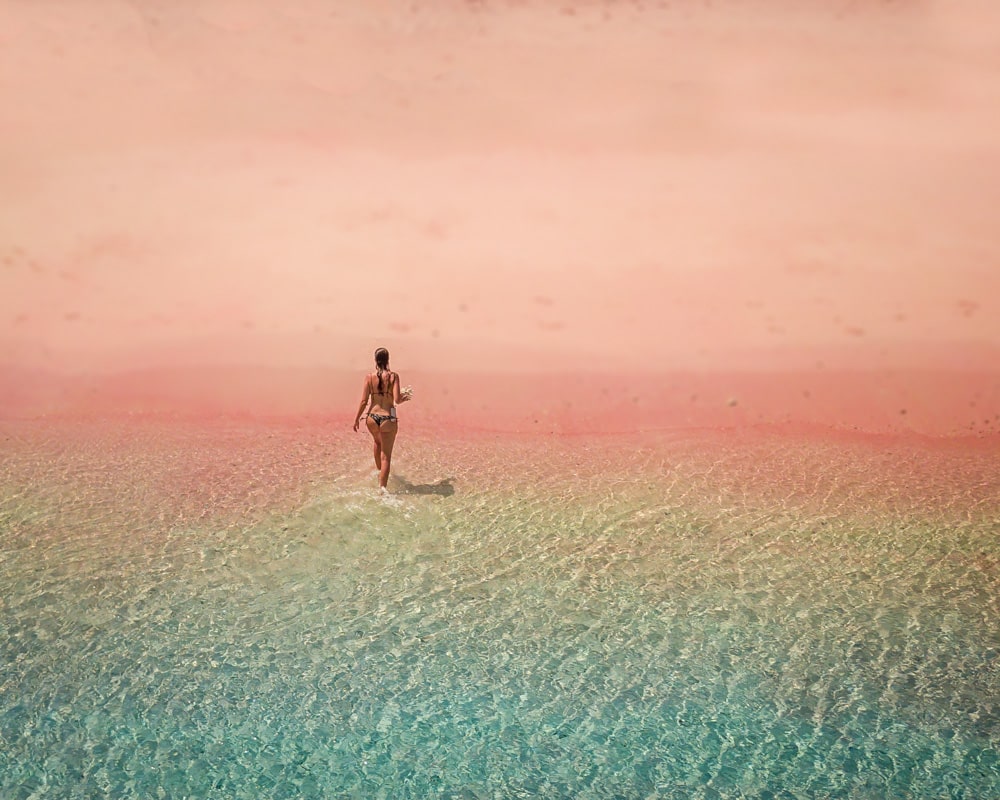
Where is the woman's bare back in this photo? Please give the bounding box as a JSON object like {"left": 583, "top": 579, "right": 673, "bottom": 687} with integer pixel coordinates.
{"left": 367, "top": 370, "right": 397, "bottom": 415}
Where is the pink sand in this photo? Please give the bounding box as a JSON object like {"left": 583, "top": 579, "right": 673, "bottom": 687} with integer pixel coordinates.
{"left": 1, "top": 1, "right": 998, "bottom": 438}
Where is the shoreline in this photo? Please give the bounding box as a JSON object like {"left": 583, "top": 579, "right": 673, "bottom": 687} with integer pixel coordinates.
{"left": 3, "top": 364, "right": 998, "bottom": 443}
{"left": 3, "top": 411, "right": 997, "bottom": 529}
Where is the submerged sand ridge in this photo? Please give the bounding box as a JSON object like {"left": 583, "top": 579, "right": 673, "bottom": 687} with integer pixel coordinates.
{"left": 2, "top": 416, "right": 998, "bottom": 541}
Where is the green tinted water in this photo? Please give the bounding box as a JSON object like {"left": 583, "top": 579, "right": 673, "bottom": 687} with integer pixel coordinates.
{"left": 1, "top": 423, "right": 998, "bottom": 798}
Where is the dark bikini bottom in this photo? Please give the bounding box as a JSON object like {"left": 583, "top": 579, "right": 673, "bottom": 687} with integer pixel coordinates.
{"left": 369, "top": 412, "right": 395, "bottom": 426}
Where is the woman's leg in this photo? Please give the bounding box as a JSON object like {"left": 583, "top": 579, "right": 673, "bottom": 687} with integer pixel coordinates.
{"left": 377, "top": 421, "right": 398, "bottom": 489}
{"left": 365, "top": 417, "right": 382, "bottom": 471}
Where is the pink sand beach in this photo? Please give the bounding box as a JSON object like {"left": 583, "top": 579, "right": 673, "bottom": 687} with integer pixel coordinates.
{"left": 1, "top": 0, "right": 998, "bottom": 444}
{"left": 3, "top": 9, "right": 1000, "bottom": 795}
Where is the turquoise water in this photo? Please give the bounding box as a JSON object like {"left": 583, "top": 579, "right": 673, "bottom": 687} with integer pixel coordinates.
{"left": 1, "top": 422, "right": 998, "bottom": 798}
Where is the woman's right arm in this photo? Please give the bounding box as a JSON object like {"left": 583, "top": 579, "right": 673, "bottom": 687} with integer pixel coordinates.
{"left": 393, "top": 373, "right": 409, "bottom": 404}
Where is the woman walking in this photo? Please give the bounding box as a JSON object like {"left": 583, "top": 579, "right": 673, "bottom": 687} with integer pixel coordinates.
{"left": 353, "top": 348, "right": 411, "bottom": 490}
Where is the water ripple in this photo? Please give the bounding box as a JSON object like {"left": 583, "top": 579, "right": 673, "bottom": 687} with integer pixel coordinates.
{"left": 1, "top": 420, "right": 998, "bottom": 798}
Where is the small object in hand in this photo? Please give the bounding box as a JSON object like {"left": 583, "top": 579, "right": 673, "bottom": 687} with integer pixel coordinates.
{"left": 401, "top": 385, "right": 414, "bottom": 400}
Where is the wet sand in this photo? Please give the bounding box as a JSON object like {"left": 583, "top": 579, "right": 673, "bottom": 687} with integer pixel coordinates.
{"left": 2, "top": 362, "right": 999, "bottom": 441}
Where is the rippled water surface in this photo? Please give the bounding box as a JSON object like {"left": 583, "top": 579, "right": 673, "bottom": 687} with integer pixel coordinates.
{"left": 2, "top": 420, "right": 998, "bottom": 798}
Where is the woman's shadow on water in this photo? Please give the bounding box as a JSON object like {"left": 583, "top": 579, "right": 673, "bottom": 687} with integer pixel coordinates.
{"left": 390, "top": 476, "right": 456, "bottom": 497}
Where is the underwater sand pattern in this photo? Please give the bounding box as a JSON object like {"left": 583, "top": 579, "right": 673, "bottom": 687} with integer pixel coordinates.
{"left": 2, "top": 421, "right": 997, "bottom": 798}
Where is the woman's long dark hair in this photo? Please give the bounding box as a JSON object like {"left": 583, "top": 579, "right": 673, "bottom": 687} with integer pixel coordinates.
{"left": 374, "top": 348, "right": 390, "bottom": 393}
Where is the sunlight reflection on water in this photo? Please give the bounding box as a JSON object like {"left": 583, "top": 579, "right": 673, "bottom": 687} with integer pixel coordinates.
{"left": 1, "top": 422, "right": 998, "bottom": 798}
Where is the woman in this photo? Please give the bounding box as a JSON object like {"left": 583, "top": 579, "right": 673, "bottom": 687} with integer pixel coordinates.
{"left": 353, "top": 347, "right": 411, "bottom": 490}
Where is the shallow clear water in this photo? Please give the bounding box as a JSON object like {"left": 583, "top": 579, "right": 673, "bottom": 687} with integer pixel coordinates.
{"left": 1, "top": 421, "right": 998, "bottom": 799}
